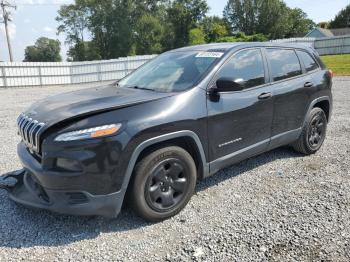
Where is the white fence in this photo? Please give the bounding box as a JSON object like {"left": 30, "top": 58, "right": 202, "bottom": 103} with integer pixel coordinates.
{"left": 270, "top": 37, "right": 316, "bottom": 47}
{"left": 0, "top": 55, "right": 156, "bottom": 88}
{"left": 271, "top": 35, "right": 350, "bottom": 55}
{"left": 314, "top": 36, "right": 350, "bottom": 55}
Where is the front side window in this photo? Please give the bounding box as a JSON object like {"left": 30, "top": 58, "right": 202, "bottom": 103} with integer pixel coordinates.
{"left": 267, "top": 48, "right": 302, "bottom": 82}
{"left": 216, "top": 49, "right": 265, "bottom": 89}
{"left": 118, "top": 51, "right": 222, "bottom": 92}
{"left": 297, "top": 50, "right": 319, "bottom": 72}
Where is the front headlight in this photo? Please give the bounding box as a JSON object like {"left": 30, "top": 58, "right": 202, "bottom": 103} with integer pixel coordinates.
{"left": 54, "top": 124, "right": 122, "bottom": 142}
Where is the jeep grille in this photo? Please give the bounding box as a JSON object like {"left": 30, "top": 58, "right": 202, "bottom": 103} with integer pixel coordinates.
{"left": 17, "top": 113, "right": 45, "bottom": 153}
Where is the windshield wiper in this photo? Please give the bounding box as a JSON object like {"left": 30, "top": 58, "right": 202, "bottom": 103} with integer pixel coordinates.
{"left": 130, "top": 86, "right": 156, "bottom": 92}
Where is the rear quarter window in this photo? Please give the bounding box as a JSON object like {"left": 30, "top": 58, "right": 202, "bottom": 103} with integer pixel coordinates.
{"left": 297, "top": 50, "right": 319, "bottom": 72}
{"left": 266, "top": 48, "right": 302, "bottom": 82}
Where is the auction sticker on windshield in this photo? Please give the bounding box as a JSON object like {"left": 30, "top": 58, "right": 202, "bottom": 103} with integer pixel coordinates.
{"left": 196, "top": 52, "right": 224, "bottom": 58}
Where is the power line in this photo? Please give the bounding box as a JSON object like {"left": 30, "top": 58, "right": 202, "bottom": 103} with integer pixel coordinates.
{"left": 1, "top": 0, "right": 16, "bottom": 62}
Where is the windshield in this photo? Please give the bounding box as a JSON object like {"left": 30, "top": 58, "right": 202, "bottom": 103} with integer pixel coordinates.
{"left": 118, "top": 51, "right": 223, "bottom": 92}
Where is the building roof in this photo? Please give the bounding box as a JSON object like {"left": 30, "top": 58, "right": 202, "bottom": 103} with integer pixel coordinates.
{"left": 318, "top": 28, "right": 334, "bottom": 37}
{"left": 305, "top": 28, "right": 334, "bottom": 38}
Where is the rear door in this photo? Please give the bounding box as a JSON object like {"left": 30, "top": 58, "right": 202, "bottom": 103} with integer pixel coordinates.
{"left": 265, "top": 48, "right": 310, "bottom": 147}
{"left": 207, "top": 48, "right": 274, "bottom": 171}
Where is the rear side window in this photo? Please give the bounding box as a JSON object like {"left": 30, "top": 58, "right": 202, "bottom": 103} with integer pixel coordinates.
{"left": 216, "top": 49, "right": 265, "bottom": 89}
{"left": 297, "top": 50, "right": 319, "bottom": 72}
{"left": 266, "top": 49, "right": 302, "bottom": 82}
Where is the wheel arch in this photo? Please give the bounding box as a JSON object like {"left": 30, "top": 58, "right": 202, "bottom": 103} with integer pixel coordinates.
{"left": 313, "top": 100, "right": 330, "bottom": 121}
{"left": 305, "top": 96, "right": 331, "bottom": 123}
{"left": 119, "top": 131, "right": 209, "bottom": 200}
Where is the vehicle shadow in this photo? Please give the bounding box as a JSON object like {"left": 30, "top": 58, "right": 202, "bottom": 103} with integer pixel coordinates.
{"left": 0, "top": 146, "right": 303, "bottom": 249}
{"left": 196, "top": 146, "right": 303, "bottom": 193}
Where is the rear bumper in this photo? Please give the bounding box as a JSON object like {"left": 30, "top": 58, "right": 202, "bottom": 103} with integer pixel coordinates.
{"left": 1, "top": 169, "right": 124, "bottom": 217}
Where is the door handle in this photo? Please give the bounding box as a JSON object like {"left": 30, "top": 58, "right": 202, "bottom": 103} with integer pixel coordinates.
{"left": 258, "top": 92, "right": 272, "bottom": 100}
{"left": 304, "top": 82, "right": 314, "bottom": 87}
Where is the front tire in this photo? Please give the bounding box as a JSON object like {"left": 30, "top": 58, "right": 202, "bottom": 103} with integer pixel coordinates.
{"left": 130, "top": 146, "right": 197, "bottom": 222}
{"left": 292, "top": 107, "right": 327, "bottom": 155}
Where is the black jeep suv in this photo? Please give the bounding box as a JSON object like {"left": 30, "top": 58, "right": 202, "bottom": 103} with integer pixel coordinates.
{"left": 1, "top": 43, "right": 332, "bottom": 221}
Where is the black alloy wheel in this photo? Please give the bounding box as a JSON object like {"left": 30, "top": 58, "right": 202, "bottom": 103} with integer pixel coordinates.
{"left": 292, "top": 107, "right": 328, "bottom": 155}
{"left": 145, "top": 158, "right": 189, "bottom": 212}
{"left": 130, "top": 146, "right": 197, "bottom": 222}
{"left": 308, "top": 111, "right": 326, "bottom": 149}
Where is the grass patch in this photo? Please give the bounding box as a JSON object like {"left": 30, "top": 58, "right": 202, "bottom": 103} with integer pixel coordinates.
{"left": 321, "top": 54, "right": 350, "bottom": 76}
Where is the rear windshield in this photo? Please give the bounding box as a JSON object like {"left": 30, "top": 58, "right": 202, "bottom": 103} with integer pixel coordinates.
{"left": 118, "top": 51, "right": 223, "bottom": 92}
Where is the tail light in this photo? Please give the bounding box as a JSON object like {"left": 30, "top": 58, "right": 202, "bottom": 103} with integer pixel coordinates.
{"left": 327, "top": 69, "right": 334, "bottom": 78}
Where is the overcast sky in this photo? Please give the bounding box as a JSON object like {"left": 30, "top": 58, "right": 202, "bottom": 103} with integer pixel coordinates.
{"left": 1, "top": 0, "right": 349, "bottom": 62}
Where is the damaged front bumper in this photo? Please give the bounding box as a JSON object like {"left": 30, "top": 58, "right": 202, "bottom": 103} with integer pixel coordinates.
{"left": 0, "top": 169, "right": 124, "bottom": 218}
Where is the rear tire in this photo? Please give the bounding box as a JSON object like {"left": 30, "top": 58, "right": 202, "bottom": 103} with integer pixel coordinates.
{"left": 130, "top": 146, "right": 197, "bottom": 222}
{"left": 292, "top": 107, "right": 327, "bottom": 155}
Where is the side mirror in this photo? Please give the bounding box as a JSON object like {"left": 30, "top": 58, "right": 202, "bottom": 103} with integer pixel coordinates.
{"left": 216, "top": 77, "right": 244, "bottom": 92}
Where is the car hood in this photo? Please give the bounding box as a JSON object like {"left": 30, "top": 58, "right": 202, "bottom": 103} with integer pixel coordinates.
{"left": 24, "top": 83, "right": 174, "bottom": 127}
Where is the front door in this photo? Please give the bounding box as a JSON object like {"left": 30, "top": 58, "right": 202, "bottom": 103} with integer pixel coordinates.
{"left": 207, "top": 48, "right": 274, "bottom": 173}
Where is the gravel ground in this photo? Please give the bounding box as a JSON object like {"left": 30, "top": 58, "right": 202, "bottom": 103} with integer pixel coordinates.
{"left": 0, "top": 79, "right": 349, "bottom": 261}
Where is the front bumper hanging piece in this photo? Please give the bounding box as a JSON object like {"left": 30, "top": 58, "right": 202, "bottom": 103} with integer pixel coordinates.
{"left": 0, "top": 169, "right": 25, "bottom": 192}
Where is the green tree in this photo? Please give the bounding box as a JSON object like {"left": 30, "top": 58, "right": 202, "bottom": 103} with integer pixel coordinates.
{"left": 223, "top": 0, "right": 257, "bottom": 35}
{"left": 165, "top": 0, "right": 209, "bottom": 49}
{"left": 286, "top": 8, "right": 315, "bottom": 37}
{"left": 134, "top": 14, "right": 164, "bottom": 55}
{"left": 67, "top": 41, "right": 101, "bottom": 61}
{"left": 131, "top": 0, "right": 168, "bottom": 20}
{"left": 255, "top": 0, "right": 291, "bottom": 39}
{"left": 217, "top": 32, "right": 268, "bottom": 43}
{"left": 57, "top": 1, "right": 93, "bottom": 61}
{"left": 56, "top": 0, "right": 215, "bottom": 58}
{"left": 189, "top": 28, "right": 206, "bottom": 45}
{"left": 223, "top": 0, "right": 315, "bottom": 39}
{"left": 329, "top": 5, "right": 350, "bottom": 28}
{"left": 57, "top": 0, "right": 171, "bottom": 59}
{"left": 56, "top": 2, "right": 89, "bottom": 45}
{"left": 201, "top": 16, "right": 229, "bottom": 42}
{"left": 83, "top": 0, "right": 135, "bottom": 59}
{"left": 24, "top": 37, "right": 62, "bottom": 62}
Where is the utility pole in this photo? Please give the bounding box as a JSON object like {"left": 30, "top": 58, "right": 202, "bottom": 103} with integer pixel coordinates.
{"left": 0, "top": 0, "right": 16, "bottom": 62}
